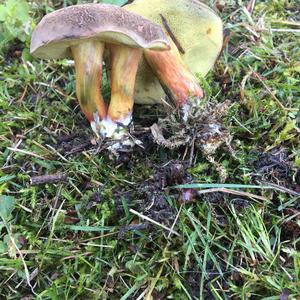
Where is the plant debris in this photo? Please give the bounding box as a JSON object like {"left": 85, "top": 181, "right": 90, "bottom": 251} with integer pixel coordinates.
{"left": 30, "top": 172, "right": 67, "bottom": 186}
{"left": 151, "top": 99, "right": 233, "bottom": 182}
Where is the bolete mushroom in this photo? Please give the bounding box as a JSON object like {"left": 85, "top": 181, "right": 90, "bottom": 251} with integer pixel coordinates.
{"left": 30, "top": 4, "right": 169, "bottom": 137}
{"left": 124, "top": 0, "right": 223, "bottom": 107}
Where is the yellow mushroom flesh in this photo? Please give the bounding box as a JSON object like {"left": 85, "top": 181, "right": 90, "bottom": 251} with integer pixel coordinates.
{"left": 107, "top": 44, "right": 142, "bottom": 123}
{"left": 71, "top": 41, "right": 107, "bottom": 122}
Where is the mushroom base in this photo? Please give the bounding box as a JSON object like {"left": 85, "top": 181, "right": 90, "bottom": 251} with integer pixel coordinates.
{"left": 144, "top": 47, "right": 204, "bottom": 107}
{"left": 97, "top": 114, "right": 132, "bottom": 139}
{"left": 71, "top": 41, "right": 106, "bottom": 121}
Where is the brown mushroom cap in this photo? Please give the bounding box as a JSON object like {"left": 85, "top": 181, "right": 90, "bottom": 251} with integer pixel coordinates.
{"left": 30, "top": 3, "right": 169, "bottom": 59}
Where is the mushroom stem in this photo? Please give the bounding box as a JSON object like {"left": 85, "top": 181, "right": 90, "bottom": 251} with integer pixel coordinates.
{"left": 71, "top": 41, "right": 107, "bottom": 122}
{"left": 144, "top": 43, "right": 204, "bottom": 107}
{"left": 107, "top": 44, "right": 142, "bottom": 123}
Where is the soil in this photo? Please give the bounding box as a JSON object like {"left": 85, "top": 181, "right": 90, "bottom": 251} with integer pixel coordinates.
{"left": 251, "top": 148, "right": 294, "bottom": 187}
{"left": 54, "top": 132, "right": 93, "bottom": 156}
{"left": 114, "top": 160, "right": 192, "bottom": 231}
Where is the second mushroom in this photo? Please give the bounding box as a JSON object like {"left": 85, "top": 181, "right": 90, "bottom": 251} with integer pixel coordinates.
{"left": 125, "top": 0, "right": 223, "bottom": 110}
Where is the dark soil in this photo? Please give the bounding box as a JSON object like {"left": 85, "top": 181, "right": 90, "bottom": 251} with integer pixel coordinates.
{"left": 251, "top": 148, "right": 294, "bottom": 187}
{"left": 112, "top": 160, "right": 193, "bottom": 237}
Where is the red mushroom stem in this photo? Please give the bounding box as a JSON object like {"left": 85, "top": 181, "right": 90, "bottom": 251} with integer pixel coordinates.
{"left": 144, "top": 42, "right": 204, "bottom": 107}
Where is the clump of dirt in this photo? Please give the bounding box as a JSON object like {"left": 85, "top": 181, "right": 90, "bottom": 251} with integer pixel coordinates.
{"left": 154, "top": 160, "right": 192, "bottom": 186}
{"left": 186, "top": 259, "right": 232, "bottom": 300}
{"left": 54, "top": 132, "right": 93, "bottom": 157}
{"left": 150, "top": 99, "right": 233, "bottom": 182}
{"left": 52, "top": 128, "right": 145, "bottom": 162}
{"left": 137, "top": 161, "right": 192, "bottom": 226}
{"left": 250, "top": 148, "right": 296, "bottom": 188}
{"left": 4, "top": 42, "right": 24, "bottom": 64}
{"left": 114, "top": 161, "right": 191, "bottom": 229}
{"left": 281, "top": 208, "right": 300, "bottom": 240}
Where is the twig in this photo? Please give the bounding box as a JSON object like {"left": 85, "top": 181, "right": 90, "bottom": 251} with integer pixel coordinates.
{"left": 129, "top": 209, "right": 181, "bottom": 237}
{"left": 240, "top": 70, "right": 252, "bottom": 101}
{"left": 136, "top": 287, "right": 149, "bottom": 300}
{"left": 259, "top": 182, "right": 300, "bottom": 197}
{"left": 16, "top": 84, "right": 28, "bottom": 104}
{"left": 6, "top": 224, "right": 37, "bottom": 296}
{"left": 167, "top": 204, "right": 183, "bottom": 239}
{"left": 31, "top": 140, "right": 52, "bottom": 155}
{"left": 62, "top": 252, "right": 93, "bottom": 261}
{"left": 4, "top": 139, "right": 23, "bottom": 167}
{"left": 160, "top": 14, "right": 185, "bottom": 54}
{"left": 46, "top": 144, "right": 69, "bottom": 162}
{"left": 271, "top": 20, "right": 300, "bottom": 27}
{"left": 189, "top": 134, "right": 196, "bottom": 167}
{"left": 232, "top": 116, "right": 253, "bottom": 135}
{"left": 196, "top": 187, "right": 267, "bottom": 201}
{"left": 7, "top": 147, "right": 45, "bottom": 159}
{"left": 35, "top": 82, "right": 68, "bottom": 97}
{"left": 270, "top": 28, "right": 300, "bottom": 33}
{"left": 66, "top": 142, "right": 92, "bottom": 156}
{"left": 30, "top": 173, "right": 67, "bottom": 186}
{"left": 218, "top": 29, "right": 233, "bottom": 60}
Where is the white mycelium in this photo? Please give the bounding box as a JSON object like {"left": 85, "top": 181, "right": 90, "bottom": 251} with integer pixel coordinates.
{"left": 181, "top": 98, "right": 202, "bottom": 122}
{"left": 91, "top": 112, "right": 132, "bottom": 139}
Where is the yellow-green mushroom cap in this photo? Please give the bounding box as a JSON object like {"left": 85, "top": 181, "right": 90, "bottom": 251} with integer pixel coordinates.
{"left": 30, "top": 3, "right": 170, "bottom": 59}
{"left": 125, "top": 0, "right": 223, "bottom": 104}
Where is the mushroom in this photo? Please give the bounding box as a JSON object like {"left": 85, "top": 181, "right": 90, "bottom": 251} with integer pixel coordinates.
{"left": 30, "top": 4, "right": 169, "bottom": 137}
{"left": 124, "top": 0, "right": 223, "bottom": 107}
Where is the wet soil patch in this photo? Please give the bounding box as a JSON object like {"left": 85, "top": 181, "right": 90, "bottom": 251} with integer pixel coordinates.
{"left": 250, "top": 148, "right": 295, "bottom": 188}
{"left": 54, "top": 132, "right": 93, "bottom": 157}
{"left": 114, "top": 160, "right": 192, "bottom": 233}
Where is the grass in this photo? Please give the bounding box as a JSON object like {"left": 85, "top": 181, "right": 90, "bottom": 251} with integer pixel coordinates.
{"left": 0, "top": 0, "right": 300, "bottom": 299}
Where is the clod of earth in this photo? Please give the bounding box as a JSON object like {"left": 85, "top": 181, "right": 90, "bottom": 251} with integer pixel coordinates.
{"left": 124, "top": 0, "right": 223, "bottom": 108}
{"left": 30, "top": 3, "right": 169, "bottom": 139}
{"left": 114, "top": 160, "right": 192, "bottom": 228}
